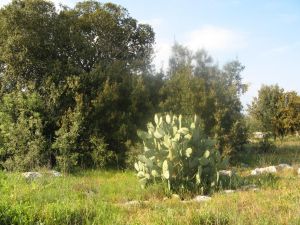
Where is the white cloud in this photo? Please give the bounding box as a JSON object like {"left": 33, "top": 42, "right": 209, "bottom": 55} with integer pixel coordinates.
{"left": 153, "top": 40, "right": 172, "bottom": 71}
{"left": 0, "top": 0, "right": 11, "bottom": 7}
{"left": 185, "top": 25, "right": 246, "bottom": 52}
{"left": 152, "top": 25, "right": 247, "bottom": 71}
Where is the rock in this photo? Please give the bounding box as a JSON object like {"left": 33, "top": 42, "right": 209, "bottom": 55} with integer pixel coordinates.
{"left": 22, "top": 172, "right": 42, "bottom": 180}
{"left": 123, "top": 200, "right": 149, "bottom": 206}
{"left": 251, "top": 188, "right": 260, "bottom": 192}
{"left": 240, "top": 184, "right": 259, "bottom": 191}
{"left": 171, "top": 194, "right": 180, "bottom": 200}
{"left": 251, "top": 166, "right": 277, "bottom": 175}
{"left": 298, "top": 168, "right": 300, "bottom": 176}
{"left": 276, "top": 164, "right": 293, "bottom": 171}
{"left": 219, "top": 170, "right": 232, "bottom": 177}
{"left": 193, "top": 195, "right": 211, "bottom": 202}
{"left": 181, "top": 200, "right": 191, "bottom": 204}
{"left": 51, "top": 170, "right": 62, "bottom": 177}
{"left": 224, "top": 190, "right": 235, "bottom": 194}
{"left": 253, "top": 132, "right": 265, "bottom": 139}
{"left": 124, "top": 200, "right": 139, "bottom": 206}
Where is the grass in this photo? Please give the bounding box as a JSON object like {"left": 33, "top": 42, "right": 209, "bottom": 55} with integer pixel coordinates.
{"left": 1, "top": 137, "right": 300, "bottom": 224}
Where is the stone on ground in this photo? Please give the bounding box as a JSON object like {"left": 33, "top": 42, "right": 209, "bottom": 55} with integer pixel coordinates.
{"left": 22, "top": 172, "right": 42, "bottom": 179}
{"left": 193, "top": 195, "right": 211, "bottom": 202}
{"left": 51, "top": 170, "right": 62, "bottom": 177}
{"left": 251, "top": 166, "right": 277, "bottom": 175}
{"left": 276, "top": 164, "right": 293, "bottom": 171}
{"left": 219, "top": 170, "right": 232, "bottom": 177}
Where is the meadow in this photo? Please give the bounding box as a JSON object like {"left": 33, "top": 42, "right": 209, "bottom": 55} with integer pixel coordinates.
{"left": 1, "top": 137, "right": 300, "bottom": 225}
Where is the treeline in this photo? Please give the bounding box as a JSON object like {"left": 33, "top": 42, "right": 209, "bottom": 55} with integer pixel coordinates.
{"left": 1, "top": 0, "right": 294, "bottom": 172}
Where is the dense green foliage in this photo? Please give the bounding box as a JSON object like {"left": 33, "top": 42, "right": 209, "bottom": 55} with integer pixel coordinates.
{"left": 160, "top": 44, "right": 248, "bottom": 155}
{"left": 248, "top": 85, "right": 300, "bottom": 139}
{"left": 0, "top": 0, "right": 157, "bottom": 170}
{"left": 135, "top": 114, "right": 227, "bottom": 194}
{"left": 0, "top": 0, "right": 248, "bottom": 171}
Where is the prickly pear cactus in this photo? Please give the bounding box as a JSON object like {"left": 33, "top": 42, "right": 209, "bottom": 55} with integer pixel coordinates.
{"left": 135, "top": 114, "right": 227, "bottom": 194}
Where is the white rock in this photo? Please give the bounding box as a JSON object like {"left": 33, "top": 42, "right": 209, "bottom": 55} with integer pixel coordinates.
{"left": 251, "top": 166, "right": 277, "bottom": 175}
{"left": 22, "top": 172, "right": 42, "bottom": 179}
{"left": 240, "top": 184, "right": 259, "bottom": 191}
{"left": 253, "top": 132, "right": 265, "bottom": 139}
{"left": 219, "top": 170, "right": 232, "bottom": 177}
{"left": 124, "top": 200, "right": 139, "bottom": 206}
{"left": 193, "top": 195, "right": 211, "bottom": 202}
{"left": 224, "top": 190, "right": 235, "bottom": 194}
{"left": 297, "top": 168, "right": 300, "bottom": 176}
{"left": 51, "top": 170, "right": 62, "bottom": 177}
{"left": 171, "top": 194, "right": 180, "bottom": 200}
{"left": 276, "top": 164, "right": 293, "bottom": 171}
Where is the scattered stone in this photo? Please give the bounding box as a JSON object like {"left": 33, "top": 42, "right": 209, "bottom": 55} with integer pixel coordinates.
{"left": 251, "top": 188, "right": 260, "bottom": 192}
{"left": 223, "top": 190, "right": 235, "bottom": 194}
{"left": 171, "top": 194, "right": 180, "bottom": 200}
{"left": 251, "top": 166, "right": 277, "bottom": 175}
{"left": 122, "top": 200, "right": 149, "bottom": 206}
{"left": 193, "top": 195, "right": 211, "bottom": 202}
{"left": 51, "top": 170, "right": 62, "bottom": 177}
{"left": 181, "top": 200, "right": 191, "bottom": 204}
{"left": 253, "top": 132, "right": 265, "bottom": 139}
{"left": 124, "top": 200, "right": 140, "bottom": 206}
{"left": 22, "top": 172, "right": 42, "bottom": 180}
{"left": 297, "top": 168, "right": 300, "bottom": 176}
{"left": 276, "top": 164, "right": 293, "bottom": 171}
{"left": 219, "top": 170, "right": 232, "bottom": 177}
{"left": 240, "top": 184, "right": 259, "bottom": 191}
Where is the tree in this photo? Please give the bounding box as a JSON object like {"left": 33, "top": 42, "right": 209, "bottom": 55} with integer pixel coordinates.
{"left": 248, "top": 85, "right": 284, "bottom": 139}
{"left": 248, "top": 85, "right": 300, "bottom": 139}
{"left": 159, "top": 43, "right": 248, "bottom": 155}
{"left": 0, "top": 0, "right": 156, "bottom": 170}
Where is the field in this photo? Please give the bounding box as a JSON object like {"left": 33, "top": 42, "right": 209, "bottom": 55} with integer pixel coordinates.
{"left": 1, "top": 137, "right": 300, "bottom": 225}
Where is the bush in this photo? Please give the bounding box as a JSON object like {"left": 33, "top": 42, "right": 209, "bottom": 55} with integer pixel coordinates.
{"left": 90, "top": 136, "right": 115, "bottom": 169}
{"left": 134, "top": 113, "right": 228, "bottom": 195}
{"left": 0, "top": 91, "right": 46, "bottom": 171}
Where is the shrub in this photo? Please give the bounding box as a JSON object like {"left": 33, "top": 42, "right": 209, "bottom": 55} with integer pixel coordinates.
{"left": 90, "top": 136, "right": 115, "bottom": 169}
{"left": 0, "top": 91, "right": 46, "bottom": 171}
{"left": 135, "top": 114, "right": 228, "bottom": 194}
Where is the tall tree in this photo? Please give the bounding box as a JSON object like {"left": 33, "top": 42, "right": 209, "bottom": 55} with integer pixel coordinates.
{"left": 160, "top": 43, "right": 248, "bottom": 155}
{"left": 0, "top": 0, "right": 156, "bottom": 170}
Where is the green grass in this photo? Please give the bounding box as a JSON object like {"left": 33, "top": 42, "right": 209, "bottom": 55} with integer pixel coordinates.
{"left": 1, "top": 138, "right": 300, "bottom": 224}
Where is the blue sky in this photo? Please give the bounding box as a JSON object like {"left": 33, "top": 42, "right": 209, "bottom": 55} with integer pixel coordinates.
{"left": 1, "top": 0, "right": 299, "bottom": 107}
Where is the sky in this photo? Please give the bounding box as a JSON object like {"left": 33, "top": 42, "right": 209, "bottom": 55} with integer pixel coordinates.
{"left": 0, "top": 0, "right": 299, "bottom": 108}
